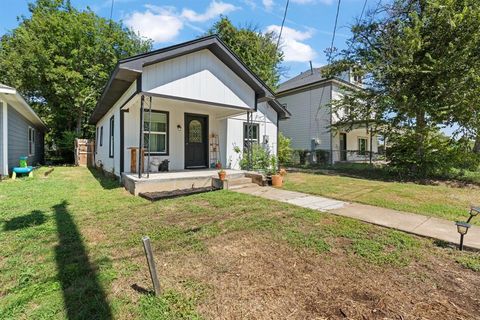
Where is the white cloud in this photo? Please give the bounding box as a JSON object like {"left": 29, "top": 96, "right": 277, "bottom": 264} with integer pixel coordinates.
{"left": 266, "top": 25, "right": 317, "bottom": 62}
{"left": 125, "top": 1, "right": 239, "bottom": 44}
{"left": 181, "top": 1, "right": 239, "bottom": 22}
{"left": 125, "top": 6, "right": 183, "bottom": 43}
{"left": 291, "top": 0, "right": 334, "bottom": 4}
{"left": 263, "top": 0, "right": 274, "bottom": 10}
{"left": 242, "top": 0, "right": 257, "bottom": 9}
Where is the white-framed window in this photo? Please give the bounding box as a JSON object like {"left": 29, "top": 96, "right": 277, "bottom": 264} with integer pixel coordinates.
{"left": 358, "top": 137, "right": 368, "bottom": 155}
{"left": 28, "top": 127, "right": 35, "bottom": 156}
{"left": 243, "top": 123, "right": 259, "bottom": 150}
{"left": 109, "top": 116, "right": 114, "bottom": 158}
{"left": 100, "top": 126, "right": 103, "bottom": 147}
{"left": 144, "top": 110, "right": 168, "bottom": 154}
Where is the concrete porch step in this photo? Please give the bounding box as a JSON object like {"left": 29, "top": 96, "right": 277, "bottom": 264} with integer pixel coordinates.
{"left": 228, "top": 183, "right": 259, "bottom": 190}
{"left": 221, "top": 176, "right": 254, "bottom": 190}
{"left": 227, "top": 177, "right": 252, "bottom": 186}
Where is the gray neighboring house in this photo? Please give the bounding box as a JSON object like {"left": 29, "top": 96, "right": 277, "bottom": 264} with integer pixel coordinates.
{"left": 276, "top": 67, "right": 379, "bottom": 163}
{"left": 0, "top": 84, "right": 47, "bottom": 176}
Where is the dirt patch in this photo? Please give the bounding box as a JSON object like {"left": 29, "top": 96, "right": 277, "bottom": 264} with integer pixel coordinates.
{"left": 147, "top": 232, "right": 480, "bottom": 319}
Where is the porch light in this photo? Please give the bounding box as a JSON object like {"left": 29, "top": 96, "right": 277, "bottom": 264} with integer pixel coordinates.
{"left": 455, "top": 221, "right": 471, "bottom": 251}
{"left": 177, "top": 124, "right": 182, "bottom": 131}
{"left": 467, "top": 206, "right": 480, "bottom": 223}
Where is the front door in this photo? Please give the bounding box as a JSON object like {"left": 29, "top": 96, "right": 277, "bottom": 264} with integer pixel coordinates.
{"left": 339, "top": 133, "right": 347, "bottom": 161}
{"left": 185, "top": 114, "right": 208, "bottom": 169}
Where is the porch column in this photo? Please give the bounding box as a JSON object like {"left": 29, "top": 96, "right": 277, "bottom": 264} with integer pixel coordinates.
{"left": 138, "top": 95, "right": 144, "bottom": 178}
{"left": 246, "top": 111, "right": 253, "bottom": 170}
{"left": 369, "top": 126, "right": 373, "bottom": 164}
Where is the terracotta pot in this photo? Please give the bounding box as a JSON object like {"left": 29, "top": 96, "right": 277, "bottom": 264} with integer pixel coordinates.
{"left": 218, "top": 171, "right": 226, "bottom": 181}
{"left": 271, "top": 174, "right": 283, "bottom": 187}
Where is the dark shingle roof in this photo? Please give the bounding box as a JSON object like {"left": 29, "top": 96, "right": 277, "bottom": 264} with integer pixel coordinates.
{"left": 277, "top": 67, "right": 328, "bottom": 93}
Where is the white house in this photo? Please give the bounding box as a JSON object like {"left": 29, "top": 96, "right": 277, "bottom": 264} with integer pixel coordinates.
{"left": 276, "top": 67, "right": 378, "bottom": 163}
{"left": 90, "top": 36, "right": 289, "bottom": 182}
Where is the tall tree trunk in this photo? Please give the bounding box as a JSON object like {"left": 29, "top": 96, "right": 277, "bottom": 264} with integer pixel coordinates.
{"left": 75, "top": 106, "right": 83, "bottom": 136}
{"left": 474, "top": 134, "right": 480, "bottom": 153}
{"left": 415, "top": 108, "right": 426, "bottom": 175}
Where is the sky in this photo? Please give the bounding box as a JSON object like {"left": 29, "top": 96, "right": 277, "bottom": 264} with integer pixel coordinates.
{"left": 0, "top": 0, "right": 372, "bottom": 81}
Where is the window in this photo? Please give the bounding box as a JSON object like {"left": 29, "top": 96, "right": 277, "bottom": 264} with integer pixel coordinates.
{"left": 144, "top": 111, "right": 168, "bottom": 154}
{"left": 243, "top": 123, "right": 259, "bottom": 150}
{"left": 100, "top": 126, "right": 103, "bottom": 147}
{"left": 109, "top": 116, "right": 114, "bottom": 158}
{"left": 358, "top": 137, "right": 368, "bottom": 155}
{"left": 28, "top": 127, "right": 35, "bottom": 156}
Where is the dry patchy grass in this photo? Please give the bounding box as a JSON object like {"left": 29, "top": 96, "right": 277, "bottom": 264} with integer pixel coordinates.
{"left": 0, "top": 167, "right": 479, "bottom": 319}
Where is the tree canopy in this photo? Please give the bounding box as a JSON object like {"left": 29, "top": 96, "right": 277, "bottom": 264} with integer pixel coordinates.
{"left": 207, "top": 17, "right": 283, "bottom": 90}
{"left": 0, "top": 0, "right": 152, "bottom": 156}
{"left": 326, "top": 0, "right": 480, "bottom": 175}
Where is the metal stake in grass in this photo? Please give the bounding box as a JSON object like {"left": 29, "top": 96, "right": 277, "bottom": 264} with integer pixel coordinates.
{"left": 455, "top": 221, "right": 471, "bottom": 251}
{"left": 467, "top": 206, "right": 479, "bottom": 223}
{"left": 142, "top": 236, "right": 161, "bottom": 295}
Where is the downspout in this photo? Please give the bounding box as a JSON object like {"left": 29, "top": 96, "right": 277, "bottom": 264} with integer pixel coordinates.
{"left": 1, "top": 101, "right": 8, "bottom": 176}
{"left": 276, "top": 111, "right": 280, "bottom": 171}
{"left": 120, "top": 109, "right": 125, "bottom": 177}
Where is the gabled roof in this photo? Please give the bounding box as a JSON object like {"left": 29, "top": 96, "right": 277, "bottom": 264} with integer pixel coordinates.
{"left": 277, "top": 67, "right": 362, "bottom": 95}
{"left": 90, "top": 35, "right": 285, "bottom": 124}
{"left": 0, "top": 84, "right": 47, "bottom": 131}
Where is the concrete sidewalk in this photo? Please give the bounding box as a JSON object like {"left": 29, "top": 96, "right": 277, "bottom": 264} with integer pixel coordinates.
{"left": 233, "top": 185, "right": 480, "bottom": 250}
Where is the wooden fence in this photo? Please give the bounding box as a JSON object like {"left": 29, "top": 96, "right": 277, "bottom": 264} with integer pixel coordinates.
{"left": 75, "top": 139, "right": 95, "bottom": 167}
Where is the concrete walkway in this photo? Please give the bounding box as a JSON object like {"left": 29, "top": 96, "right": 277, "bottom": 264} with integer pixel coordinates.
{"left": 234, "top": 185, "right": 480, "bottom": 250}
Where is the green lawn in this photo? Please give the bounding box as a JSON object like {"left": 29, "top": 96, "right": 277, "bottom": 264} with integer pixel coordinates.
{"left": 283, "top": 172, "right": 480, "bottom": 224}
{"left": 0, "top": 167, "right": 479, "bottom": 319}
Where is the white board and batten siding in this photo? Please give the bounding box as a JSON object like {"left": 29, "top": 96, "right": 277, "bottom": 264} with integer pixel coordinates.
{"left": 95, "top": 48, "right": 281, "bottom": 176}
{"left": 226, "top": 102, "right": 278, "bottom": 169}
{"left": 142, "top": 49, "right": 256, "bottom": 110}
{"left": 95, "top": 80, "right": 137, "bottom": 174}
{"left": 277, "top": 83, "right": 333, "bottom": 151}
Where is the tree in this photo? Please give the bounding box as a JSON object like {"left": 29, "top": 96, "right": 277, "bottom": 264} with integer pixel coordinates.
{"left": 0, "top": 0, "right": 151, "bottom": 155}
{"left": 207, "top": 17, "right": 283, "bottom": 90}
{"left": 326, "top": 0, "right": 480, "bottom": 175}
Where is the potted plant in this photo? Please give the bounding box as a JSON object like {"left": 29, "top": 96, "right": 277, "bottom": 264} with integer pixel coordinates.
{"left": 218, "top": 169, "right": 226, "bottom": 181}
{"left": 215, "top": 160, "right": 222, "bottom": 169}
{"left": 269, "top": 156, "right": 283, "bottom": 187}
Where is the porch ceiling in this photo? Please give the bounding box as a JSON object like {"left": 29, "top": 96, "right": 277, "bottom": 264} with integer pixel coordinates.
{"left": 126, "top": 94, "right": 248, "bottom": 119}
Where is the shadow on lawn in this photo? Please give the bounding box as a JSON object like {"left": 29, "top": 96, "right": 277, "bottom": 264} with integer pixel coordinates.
{"left": 3, "top": 210, "right": 46, "bottom": 231}
{"left": 54, "top": 200, "right": 112, "bottom": 320}
{"left": 88, "top": 166, "right": 121, "bottom": 190}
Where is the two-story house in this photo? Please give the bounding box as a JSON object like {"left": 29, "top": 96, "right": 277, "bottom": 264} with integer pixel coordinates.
{"left": 276, "top": 67, "right": 378, "bottom": 164}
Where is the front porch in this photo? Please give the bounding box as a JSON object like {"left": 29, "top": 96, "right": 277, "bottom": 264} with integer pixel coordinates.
{"left": 122, "top": 169, "right": 246, "bottom": 196}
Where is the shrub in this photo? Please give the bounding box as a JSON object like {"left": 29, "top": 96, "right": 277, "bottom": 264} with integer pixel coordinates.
{"left": 56, "top": 131, "right": 78, "bottom": 164}
{"left": 278, "top": 133, "right": 293, "bottom": 165}
{"left": 315, "top": 149, "right": 330, "bottom": 164}
{"left": 387, "top": 129, "right": 480, "bottom": 178}
{"left": 239, "top": 144, "right": 272, "bottom": 172}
